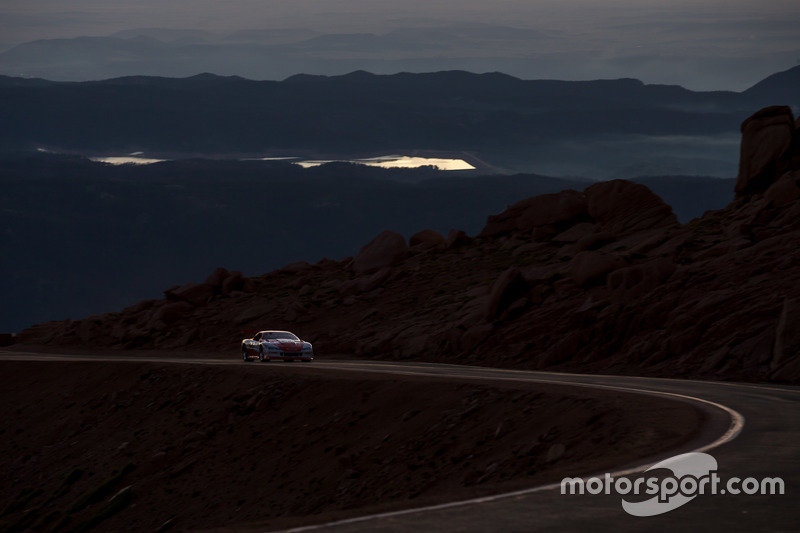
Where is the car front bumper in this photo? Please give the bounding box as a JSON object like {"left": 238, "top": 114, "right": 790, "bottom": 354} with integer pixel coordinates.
{"left": 263, "top": 352, "right": 314, "bottom": 361}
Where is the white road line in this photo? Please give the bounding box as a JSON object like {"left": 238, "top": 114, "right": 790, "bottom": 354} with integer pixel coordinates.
{"left": 271, "top": 372, "right": 745, "bottom": 532}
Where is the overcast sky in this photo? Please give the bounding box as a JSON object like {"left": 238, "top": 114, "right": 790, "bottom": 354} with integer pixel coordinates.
{"left": 1, "top": 0, "right": 798, "bottom": 89}
{"left": 1, "top": 1, "right": 797, "bottom": 36}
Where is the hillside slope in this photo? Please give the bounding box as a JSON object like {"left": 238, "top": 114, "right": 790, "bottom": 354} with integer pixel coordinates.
{"left": 20, "top": 106, "right": 800, "bottom": 384}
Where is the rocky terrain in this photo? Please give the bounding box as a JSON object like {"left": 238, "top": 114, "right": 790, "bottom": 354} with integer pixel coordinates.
{"left": 19, "top": 106, "right": 800, "bottom": 384}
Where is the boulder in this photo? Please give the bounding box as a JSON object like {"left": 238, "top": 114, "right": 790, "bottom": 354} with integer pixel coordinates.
{"left": 585, "top": 180, "right": 676, "bottom": 235}
{"left": 409, "top": 229, "right": 446, "bottom": 251}
{"left": 339, "top": 267, "right": 392, "bottom": 295}
{"left": 153, "top": 301, "right": 195, "bottom": 325}
{"left": 459, "top": 323, "right": 494, "bottom": 352}
{"left": 570, "top": 251, "right": 627, "bottom": 286}
{"left": 204, "top": 267, "right": 230, "bottom": 289}
{"left": 735, "top": 106, "right": 795, "bottom": 196}
{"left": 358, "top": 267, "right": 392, "bottom": 293}
{"left": 280, "top": 261, "right": 313, "bottom": 274}
{"left": 221, "top": 271, "right": 245, "bottom": 294}
{"left": 480, "top": 210, "right": 518, "bottom": 237}
{"left": 764, "top": 171, "right": 800, "bottom": 208}
{"left": 353, "top": 230, "right": 408, "bottom": 275}
{"left": 123, "top": 299, "right": 157, "bottom": 315}
{"left": 515, "top": 189, "right": 588, "bottom": 232}
{"left": 446, "top": 229, "right": 472, "bottom": 248}
{"left": 480, "top": 189, "right": 587, "bottom": 237}
{"left": 484, "top": 267, "right": 529, "bottom": 320}
{"left": 164, "top": 283, "right": 215, "bottom": 306}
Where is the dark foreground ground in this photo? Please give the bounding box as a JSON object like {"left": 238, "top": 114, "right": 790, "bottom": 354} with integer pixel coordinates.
{"left": 0, "top": 356, "right": 701, "bottom": 532}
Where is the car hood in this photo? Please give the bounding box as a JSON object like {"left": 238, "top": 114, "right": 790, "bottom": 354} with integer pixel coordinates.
{"left": 264, "top": 339, "right": 307, "bottom": 352}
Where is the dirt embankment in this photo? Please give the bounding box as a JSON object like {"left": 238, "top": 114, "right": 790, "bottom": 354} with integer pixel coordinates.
{"left": 1, "top": 360, "right": 700, "bottom": 532}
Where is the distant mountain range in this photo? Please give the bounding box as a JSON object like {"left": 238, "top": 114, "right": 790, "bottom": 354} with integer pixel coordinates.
{"left": 0, "top": 24, "right": 652, "bottom": 84}
{"left": 0, "top": 23, "right": 795, "bottom": 91}
{"left": 1, "top": 66, "right": 798, "bottom": 177}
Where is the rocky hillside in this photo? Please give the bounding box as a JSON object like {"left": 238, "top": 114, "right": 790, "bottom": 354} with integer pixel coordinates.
{"left": 20, "top": 106, "right": 800, "bottom": 384}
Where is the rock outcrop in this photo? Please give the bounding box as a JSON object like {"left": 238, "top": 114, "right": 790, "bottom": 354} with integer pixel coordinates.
{"left": 445, "top": 229, "right": 471, "bottom": 249}
{"left": 584, "top": 179, "right": 677, "bottom": 234}
{"left": 409, "top": 229, "right": 446, "bottom": 251}
{"left": 484, "top": 267, "right": 528, "bottom": 320}
{"left": 735, "top": 105, "right": 797, "bottom": 195}
{"left": 353, "top": 230, "right": 408, "bottom": 275}
{"left": 164, "top": 283, "right": 215, "bottom": 307}
{"left": 480, "top": 189, "right": 588, "bottom": 237}
{"left": 569, "top": 251, "right": 627, "bottom": 287}
{"left": 480, "top": 179, "right": 675, "bottom": 242}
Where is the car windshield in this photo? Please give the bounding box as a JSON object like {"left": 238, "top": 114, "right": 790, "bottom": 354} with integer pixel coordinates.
{"left": 263, "top": 332, "right": 299, "bottom": 340}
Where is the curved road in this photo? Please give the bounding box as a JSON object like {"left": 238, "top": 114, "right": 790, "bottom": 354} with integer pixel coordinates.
{"left": 1, "top": 352, "right": 797, "bottom": 532}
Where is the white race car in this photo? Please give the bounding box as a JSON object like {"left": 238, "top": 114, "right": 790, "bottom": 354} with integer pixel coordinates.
{"left": 241, "top": 330, "right": 314, "bottom": 362}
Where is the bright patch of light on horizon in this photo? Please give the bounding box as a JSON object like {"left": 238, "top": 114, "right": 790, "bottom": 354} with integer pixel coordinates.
{"left": 88, "top": 154, "right": 475, "bottom": 169}
{"left": 91, "top": 156, "right": 166, "bottom": 165}
{"left": 297, "top": 155, "right": 475, "bottom": 170}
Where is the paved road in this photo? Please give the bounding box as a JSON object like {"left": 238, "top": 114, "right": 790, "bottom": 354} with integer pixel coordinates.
{"left": 2, "top": 352, "right": 797, "bottom": 532}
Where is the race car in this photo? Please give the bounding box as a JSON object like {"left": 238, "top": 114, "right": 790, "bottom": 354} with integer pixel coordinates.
{"left": 241, "top": 330, "right": 314, "bottom": 362}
